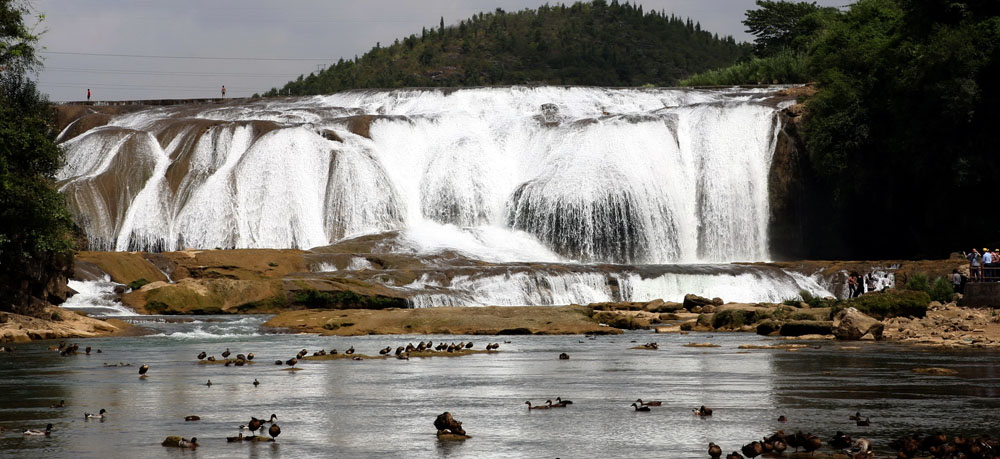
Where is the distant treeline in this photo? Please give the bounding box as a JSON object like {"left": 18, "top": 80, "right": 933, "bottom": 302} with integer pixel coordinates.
{"left": 263, "top": 0, "right": 750, "bottom": 96}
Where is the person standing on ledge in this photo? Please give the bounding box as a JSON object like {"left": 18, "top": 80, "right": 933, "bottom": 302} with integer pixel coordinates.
{"left": 87, "top": 88, "right": 90, "bottom": 102}
{"left": 221, "top": 85, "right": 226, "bottom": 98}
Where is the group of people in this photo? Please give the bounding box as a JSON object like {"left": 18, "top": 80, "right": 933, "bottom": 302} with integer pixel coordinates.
{"left": 846, "top": 271, "right": 876, "bottom": 298}
{"left": 966, "top": 247, "right": 1000, "bottom": 282}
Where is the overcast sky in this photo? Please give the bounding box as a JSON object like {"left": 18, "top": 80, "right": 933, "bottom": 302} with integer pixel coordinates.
{"left": 31, "top": 0, "right": 846, "bottom": 102}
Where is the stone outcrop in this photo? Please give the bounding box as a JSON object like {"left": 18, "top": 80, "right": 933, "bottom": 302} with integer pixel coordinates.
{"left": 832, "top": 307, "right": 884, "bottom": 340}
{"left": 0, "top": 305, "right": 138, "bottom": 343}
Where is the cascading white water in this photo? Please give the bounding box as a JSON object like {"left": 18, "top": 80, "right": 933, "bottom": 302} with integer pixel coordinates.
{"left": 57, "top": 86, "right": 783, "bottom": 264}
{"left": 61, "top": 277, "right": 138, "bottom": 317}
{"left": 405, "top": 267, "right": 832, "bottom": 307}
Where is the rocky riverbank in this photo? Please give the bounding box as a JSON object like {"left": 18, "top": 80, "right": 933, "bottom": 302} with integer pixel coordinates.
{"left": 591, "top": 293, "right": 1000, "bottom": 349}
{"left": 0, "top": 305, "right": 140, "bottom": 343}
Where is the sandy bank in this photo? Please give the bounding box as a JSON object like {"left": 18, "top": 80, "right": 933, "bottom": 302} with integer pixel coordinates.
{"left": 0, "top": 306, "right": 141, "bottom": 343}
{"left": 263, "top": 305, "right": 622, "bottom": 336}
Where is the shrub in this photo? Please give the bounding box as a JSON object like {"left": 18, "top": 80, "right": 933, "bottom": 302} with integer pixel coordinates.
{"left": 835, "top": 290, "right": 930, "bottom": 320}
{"left": 127, "top": 278, "right": 150, "bottom": 290}
{"left": 681, "top": 50, "right": 810, "bottom": 86}
{"left": 905, "top": 273, "right": 930, "bottom": 293}
{"left": 928, "top": 277, "right": 954, "bottom": 303}
{"left": 904, "top": 272, "right": 954, "bottom": 303}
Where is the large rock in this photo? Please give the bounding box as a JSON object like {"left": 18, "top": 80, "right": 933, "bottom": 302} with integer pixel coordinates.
{"left": 833, "top": 307, "right": 884, "bottom": 340}
{"left": 683, "top": 294, "right": 722, "bottom": 310}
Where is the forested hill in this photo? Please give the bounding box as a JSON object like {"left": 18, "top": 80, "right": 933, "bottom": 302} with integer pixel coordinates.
{"left": 264, "top": 1, "right": 750, "bottom": 96}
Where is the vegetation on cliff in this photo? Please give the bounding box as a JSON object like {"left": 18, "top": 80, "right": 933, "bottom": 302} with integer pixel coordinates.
{"left": 687, "top": 0, "right": 1000, "bottom": 258}
{"left": 264, "top": 0, "right": 749, "bottom": 96}
{"left": 0, "top": 1, "right": 76, "bottom": 315}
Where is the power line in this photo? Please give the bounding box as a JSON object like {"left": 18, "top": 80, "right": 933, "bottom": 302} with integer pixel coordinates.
{"left": 42, "top": 51, "right": 332, "bottom": 61}
{"left": 42, "top": 66, "right": 299, "bottom": 78}
{"left": 40, "top": 81, "right": 260, "bottom": 91}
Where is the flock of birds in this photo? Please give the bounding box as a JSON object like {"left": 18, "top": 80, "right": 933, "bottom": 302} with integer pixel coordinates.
{"left": 12, "top": 341, "right": 1000, "bottom": 456}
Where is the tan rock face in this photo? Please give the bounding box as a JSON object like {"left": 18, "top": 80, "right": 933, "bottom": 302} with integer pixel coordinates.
{"left": 0, "top": 306, "right": 137, "bottom": 343}
{"left": 832, "top": 307, "right": 884, "bottom": 340}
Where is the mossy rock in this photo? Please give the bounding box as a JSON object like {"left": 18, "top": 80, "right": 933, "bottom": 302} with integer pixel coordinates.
{"left": 711, "top": 309, "right": 769, "bottom": 329}
{"left": 756, "top": 319, "right": 781, "bottom": 336}
{"left": 779, "top": 320, "right": 833, "bottom": 336}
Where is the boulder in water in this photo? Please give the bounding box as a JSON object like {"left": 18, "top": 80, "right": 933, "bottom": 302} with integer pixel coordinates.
{"left": 833, "top": 307, "right": 884, "bottom": 341}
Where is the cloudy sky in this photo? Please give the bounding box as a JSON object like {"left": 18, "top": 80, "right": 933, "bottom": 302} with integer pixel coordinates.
{"left": 31, "top": 0, "right": 845, "bottom": 101}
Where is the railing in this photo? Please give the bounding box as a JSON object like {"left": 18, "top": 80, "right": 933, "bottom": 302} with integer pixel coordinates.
{"left": 968, "top": 262, "right": 1000, "bottom": 282}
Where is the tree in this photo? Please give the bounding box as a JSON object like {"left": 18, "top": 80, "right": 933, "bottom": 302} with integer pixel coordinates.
{"left": 743, "top": 1, "right": 833, "bottom": 56}
{"left": 0, "top": 1, "right": 75, "bottom": 315}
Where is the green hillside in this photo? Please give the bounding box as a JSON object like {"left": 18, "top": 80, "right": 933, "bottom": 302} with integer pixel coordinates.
{"left": 264, "top": 1, "right": 750, "bottom": 96}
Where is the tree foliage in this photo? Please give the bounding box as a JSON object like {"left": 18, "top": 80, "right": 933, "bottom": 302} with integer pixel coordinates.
{"left": 804, "top": 0, "right": 1000, "bottom": 258}
{"left": 742, "top": 1, "right": 835, "bottom": 56}
{"left": 265, "top": 1, "right": 750, "bottom": 96}
{"left": 0, "top": 0, "right": 75, "bottom": 315}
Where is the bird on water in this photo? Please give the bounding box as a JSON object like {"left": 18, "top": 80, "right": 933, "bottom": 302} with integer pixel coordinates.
{"left": 630, "top": 403, "right": 651, "bottom": 412}
{"left": 23, "top": 424, "right": 53, "bottom": 436}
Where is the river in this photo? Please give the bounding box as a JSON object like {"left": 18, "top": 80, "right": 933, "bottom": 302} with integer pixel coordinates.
{"left": 2, "top": 315, "right": 998, "bottom": 458}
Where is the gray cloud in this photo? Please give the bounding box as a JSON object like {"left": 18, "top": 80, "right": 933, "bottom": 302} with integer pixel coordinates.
{"left": 32, "top": 0, "right": 844, "bottom": 101}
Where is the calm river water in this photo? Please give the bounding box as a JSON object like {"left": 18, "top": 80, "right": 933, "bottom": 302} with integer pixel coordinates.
{"left": 1, "top": 315, "right": 999, "bottom": 458}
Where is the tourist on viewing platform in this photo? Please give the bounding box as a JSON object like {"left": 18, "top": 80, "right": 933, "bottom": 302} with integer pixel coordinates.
{"left": 87, "top": 88, "right": 90, "bottom": 102}
{"left": 952, "top": 269, "right": 963, "bottom": 293}
{"left": 221, "top": 85, "right": 226, "bottom": 98}
{"left": 967, "top": 248, "right": 982, "bottom": 281}
{"left": 983, "top": 248, "right": 993, "bottom": 281}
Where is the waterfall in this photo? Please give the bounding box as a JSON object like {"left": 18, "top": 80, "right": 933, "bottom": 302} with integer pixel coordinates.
{"left": 57, "top": 86, "right": 784, "bottom": 264}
